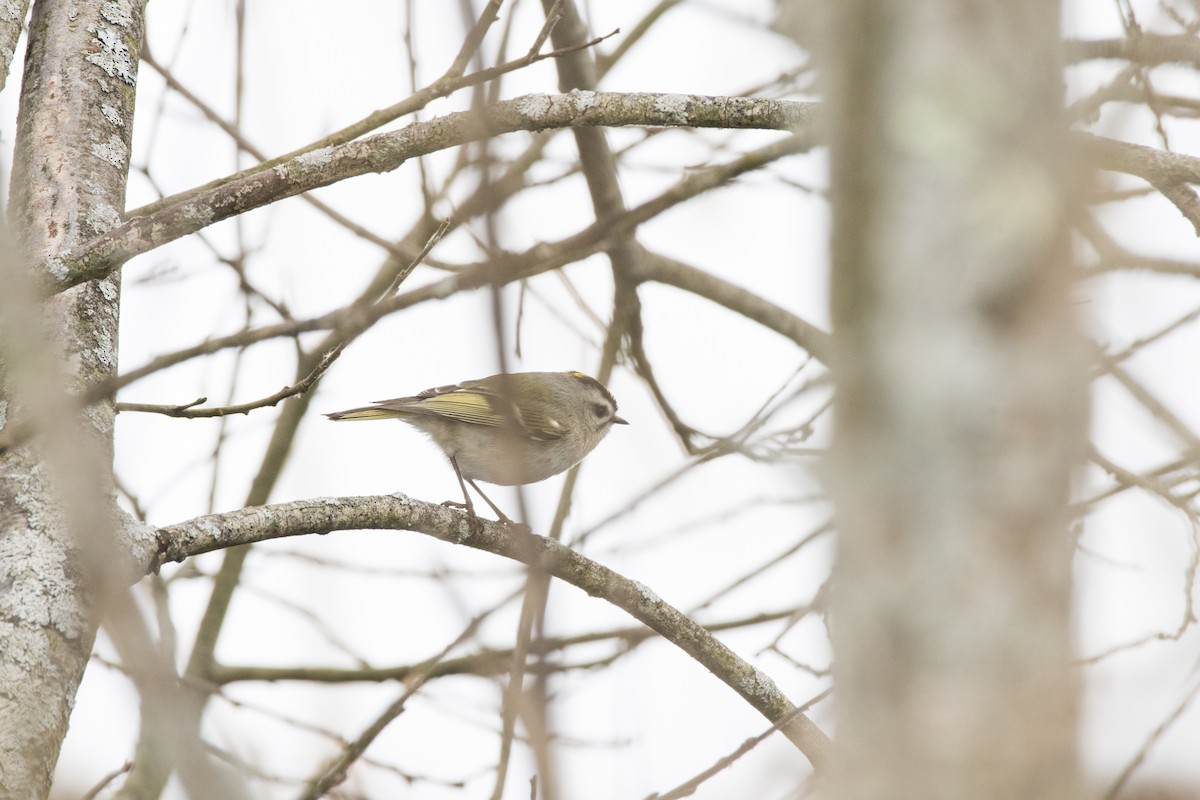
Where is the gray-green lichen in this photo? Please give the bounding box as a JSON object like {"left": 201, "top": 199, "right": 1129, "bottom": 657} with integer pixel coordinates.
{"left": 294, "top": 147, "right": 334, "bottom": 171}
{"left": 179, "top": 202, "right": 216, "bottom": 226}
{"left": 0, "top": 0, "right": 24, "bottom": 22}
{"left": 566, "top": 88, "right": 597, "bottom": 113}
{"left": 90, "top": 134, "right": 127, "bottom": 167}
{"left": 44, "top": 258, "right": 69, "bottom": 282}
{"left": 738, "top": 666, "right": 784, "bottom": 700}
{"left": 99, "top": 0, "right": 133, "bottom": 27}
{"left": 653, "top": 94, "right": 691, "bottom": 126}
{"left": 2, "top": 463, "right": 90, "bottom": 641}
{"left": 85, "top": 202, "right": 122, "bottom": 235}
{"left": 85, "top": 23, "right": 135, "bottom": 85}
{"left": 513, "top": 93, "right": 552, "bottom": 119}
{"left": 99, "top": 103, "right": 123, "bottom": 127}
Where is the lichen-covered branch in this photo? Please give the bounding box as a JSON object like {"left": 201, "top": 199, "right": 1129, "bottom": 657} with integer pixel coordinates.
{"left": 0, "top": 0, "right": 29, "bottom": 94}
{"left": 154, "top": 494, "right": 833, "bottom": 769}
{"left": 45, "top": 93, "right": 819, "bottom": 295}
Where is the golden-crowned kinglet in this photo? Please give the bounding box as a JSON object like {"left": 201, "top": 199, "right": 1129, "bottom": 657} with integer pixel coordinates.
{"left": 326, "top": 371, "right": 628, "bottom": 521}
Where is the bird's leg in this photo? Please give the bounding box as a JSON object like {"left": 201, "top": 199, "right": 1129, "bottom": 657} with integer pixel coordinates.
{"left": 442, "top": 458, "right": 515, "bottom": 527}
{"left": 442, "top": 456, "right": 481, "bottom": 530}
{"left": 466, "top": 478, "right": 513, "bottom": 524}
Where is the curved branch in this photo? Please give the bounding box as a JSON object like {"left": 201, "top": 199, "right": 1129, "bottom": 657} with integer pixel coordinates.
{"left": 1077, "top": 131, "right": 1200, "bottom": 184}
{"left": 113, "top": 135, "right": 821, "bottom": 395}
{"left": 1078, "top": 131, "right": 1200, "bottom": 234}
{"left": 46, "top": 93, "right": 820, "bottom": 295}
{"left": 210, "top": 607, "right": 802, "bottom": 684}
{"left": 154, "top": 494, "right": 832, "bottom": 769}
{"left": 39, "top": 97, "right": 1200, "bottom": 297}
{"left": 638, "top": 250, "right": 833, "bottom": 363}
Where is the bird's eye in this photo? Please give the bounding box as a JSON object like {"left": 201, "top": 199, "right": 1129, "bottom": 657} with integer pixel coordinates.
{"left": 591, "top": 403, "right": 609, "bottom": 419}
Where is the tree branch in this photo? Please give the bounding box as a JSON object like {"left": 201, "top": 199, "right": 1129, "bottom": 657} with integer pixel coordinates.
{"left": 44, "top": 93, "right": 820, "bottom": 295}
{"left": 1078, "top": 131, "right": 1200, "bottom": 234}
{"left": 208, "top": 606, "right": 804, "bottom": 684}
{"left": 154, "top": 494, "right": 832, "bottom": 769}
{"left": 1064, "top": 34, "right": 1200, "bottom": 66}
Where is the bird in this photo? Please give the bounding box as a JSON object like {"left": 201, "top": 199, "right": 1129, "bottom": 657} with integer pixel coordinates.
{"left": 326, "top": 371, "right": 627, "bottom": 522}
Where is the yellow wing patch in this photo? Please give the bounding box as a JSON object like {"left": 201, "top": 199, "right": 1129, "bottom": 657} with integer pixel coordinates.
{"left": 413, "top": 392, "right": 504, "bottom": 426}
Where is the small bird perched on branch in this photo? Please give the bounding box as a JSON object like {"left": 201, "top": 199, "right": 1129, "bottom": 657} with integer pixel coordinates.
{"left": 326, "top": 371, "right": 628, "bottom": 523}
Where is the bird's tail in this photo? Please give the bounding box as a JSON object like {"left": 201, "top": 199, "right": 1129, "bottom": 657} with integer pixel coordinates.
{"left": 325, "top": 406, "right": 406, "bottom": 421}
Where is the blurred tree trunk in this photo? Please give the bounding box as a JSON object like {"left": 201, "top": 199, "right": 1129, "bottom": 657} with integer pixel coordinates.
{"left": 816, "top": 2, "right": 1087, "bottom": 798}
{"left": 0, "top": 1, "right": 144, "bottom": 797}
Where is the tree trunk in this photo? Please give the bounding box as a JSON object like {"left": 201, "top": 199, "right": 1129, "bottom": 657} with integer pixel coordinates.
{"left": 819, "top": 2, "right": 1086, "bottom": 798}
{"left": 0, "top": 1, "right": 144, "bottom": 797}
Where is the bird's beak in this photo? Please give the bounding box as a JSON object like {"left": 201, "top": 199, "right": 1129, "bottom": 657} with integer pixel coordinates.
{"left": 613, "top": 415, "right": 629, "bottom": 425}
